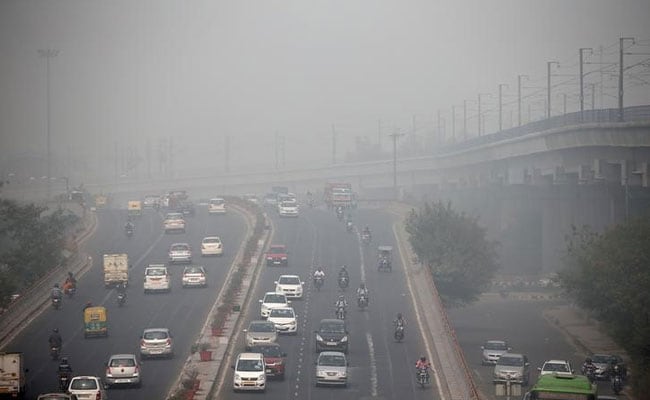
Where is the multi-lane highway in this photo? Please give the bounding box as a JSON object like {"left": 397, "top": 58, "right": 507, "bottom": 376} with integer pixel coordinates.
{"left": 215, "top": 205, "right": 439, "bottom": 400}
{"left": 6, "top": 205, "right": 246, "bottom": 399}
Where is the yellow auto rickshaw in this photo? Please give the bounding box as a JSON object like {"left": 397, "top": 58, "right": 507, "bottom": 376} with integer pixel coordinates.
{"left": 83, "top": 306, "right": 108, "bottom": 338}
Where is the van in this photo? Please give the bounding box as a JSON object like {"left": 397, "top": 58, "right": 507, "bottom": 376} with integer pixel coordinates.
{"left": 208, "top": 198, "right": 226, "bottom": 214}
{"left": 232, "top": 352, "right": 266, "bottom": 392}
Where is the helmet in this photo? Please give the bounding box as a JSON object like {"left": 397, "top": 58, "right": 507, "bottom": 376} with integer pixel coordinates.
{"left": 68, "top": 271, "right": 73, "bottom": 277}
{"left": 341, "top": 265, "right": 347, "bottom": 270}
{"left": 397, "top": 313, "right": 402, "bottom": 319}
{"left": 53, "top": 328, "right": 59, "bottom": 333}
{"left": 420, "top": 356, "right": 426, "bottom": 362}
{"left": 360, "top": 283, "right": 366, "bottom": 289}
{"left": 585, "top": 358, "right": 592, "bottom": 363}
{"left": 338, "top": 295, "right": 345, "bottom": 300}
{"left": 60, "top": 357, "right": 69, "bottom": 364}
{"left": 54, "top": 283, "right": 59, "bottom": 288}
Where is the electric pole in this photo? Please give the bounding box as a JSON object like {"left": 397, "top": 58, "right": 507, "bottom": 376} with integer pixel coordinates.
{"left": 463, "top": 100, "right": 468, "bottom": 140}
{"left": 547, "top": 61, "right": 559, "bottom": 118}
{"left": 517, "top": 75, "right": 527, "bottom": 126}
{"left": 579, "top": 48, "right": 592, "bottom": 116}
{"left": 478, "top": 93, "right": 489, "bottom": 136}
{"left": 331, "top": 124, "right": 337, "bottom": 164}
{"left": 451, "top": 105, "right": 458, "bottom": 142}
{"left": 498, "top": 83, "right": 508, "bottom": 131}
{"left": 619, "top": 37, "right": 635, "bottom": 121}
{"left": 38, "top": 49, "right": 58, "bottom": 198}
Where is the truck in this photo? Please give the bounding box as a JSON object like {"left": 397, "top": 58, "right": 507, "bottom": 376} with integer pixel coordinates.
{"left": 0, "top": 352, "right": 27, "bottom": 397}
{"left": 103, "top": 253, "right": 129, "bottom": 288}
{"left": 324, "top": 182, "right": 354, "bottom": 209}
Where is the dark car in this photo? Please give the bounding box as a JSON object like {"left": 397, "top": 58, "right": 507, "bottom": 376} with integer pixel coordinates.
{"left": 250, "top": 343, "right": 287, "bottom": 380}
{"left": 589, "top": 353, "right": 627, "bottom": 380}
{"left": 177, "top": 201, "right": 196, "bottom": 217}
{"left": 315, "top": 319, "right": 348, "bottom": 354}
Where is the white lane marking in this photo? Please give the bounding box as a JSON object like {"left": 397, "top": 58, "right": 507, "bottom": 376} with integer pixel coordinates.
{"left": 366, "top": 332, "right": 379, "bottom": 397}
{"left": 357, "top": 229, "right": 367, "bottom": 283}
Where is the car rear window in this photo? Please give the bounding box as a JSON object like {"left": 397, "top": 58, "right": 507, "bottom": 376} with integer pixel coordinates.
{"left": 251, "top": 345, "right": 282, "bottom": 357}
{"left": 270, "top": 308, "right": 294, "bottom": 317}
{"left": 203, "top": 238, "right": 221, "bottom": 244}
{"left": 70, "top": 378, "right": 98, "bottom": 390}
{"left": 320, "top": 321, "right": 345, "bottom": 333}
{"left": 265, "top": 294, "right": 286, "bottom": 303}
{"left": 144, "top": 330, "right": 168, "bottom": 340}
{"left": 146, "top": 268, "right": 166, "bottom": 276}
{"left": 319, "top": 354, "right": 346, "bottom": 366}
{"left": 250, "top": 322, "right": 275, "bottom": 332}
{"left": 185, "top": 267, "right": 204, "bottom": 274}
{"left": 171, "top": 244, "right": 189, "bottom": 251}
{"left": 110, "top": 358, "right": 136, "bottom": 367}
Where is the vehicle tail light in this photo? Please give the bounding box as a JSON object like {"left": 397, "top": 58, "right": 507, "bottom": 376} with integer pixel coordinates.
{"left": 135, "top": 365, "right": 140, "bottom": 373}
{"left": 96, "top": 391, "right": 102, "bottom": 400}
{"left": 166, "top": 338, "right": 172, "bottom": 346}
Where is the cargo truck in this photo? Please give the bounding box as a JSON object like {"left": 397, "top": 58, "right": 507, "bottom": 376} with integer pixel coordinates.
{"left": 0, "top": 352, "right": 27, "bottom": 398}
{"left": 324, "top": 182, "right": 354, "bottom": 209}
{"left": 103, "top": 253, "right": 129, "bottom": 288}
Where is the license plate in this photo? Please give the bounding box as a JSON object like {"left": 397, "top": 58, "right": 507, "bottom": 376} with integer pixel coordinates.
{"left": 327, "top": 342, "right": 337, "bottom": 346}
{"left": 115, "top": 379, "right": 130, "bottom": 383}
{"left": 266, "top": 369, "right": 272, "bottom": 373}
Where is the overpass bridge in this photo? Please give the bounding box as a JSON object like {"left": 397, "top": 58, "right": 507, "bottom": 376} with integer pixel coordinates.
{"left": 4, "top": 106, "right": 650, "bottom": 274}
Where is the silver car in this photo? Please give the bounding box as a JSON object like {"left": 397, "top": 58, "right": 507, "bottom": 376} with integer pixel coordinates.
{"left": 481, "top": 340, "right": 511, "bottom": 365}
{"left": 140, "top": 328, "right": 173, "bottom": 358}
{"left": 244, "top": 320, "right": 277, "bottom": 350}
{"left": 315, "top": 351, "right": 348, "bottom": 386}
{"left": 493, "top": 353, "right": 530, "bottom": 385}
{"left": 105, "top": 353, "right": 141, "bottom": 388}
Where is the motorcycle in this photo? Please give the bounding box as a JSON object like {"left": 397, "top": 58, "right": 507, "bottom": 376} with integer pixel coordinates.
{"left": 357, "top": 294, "right": 368, "bottom": 309}
{"left": 336, "top": 208, "right": 344, "bottom": 221}
{"left": 335, "top": 305, "right": 346, "bottom": 320}
{"left": 361, "top": 232, "right": 371, "bottom": 245}
{"left": 338, "top": 276, "right": 349, "bottom": 290}
{"left": 346, "top": 221, "right": 353, "bottom": 233}
{"left": 117, "top": 292, "right": 126, "bottom": 307}
{"left": 582, "top": 364, "right": 596, "bottom": 383}
{"left": 313, "top": 276, "right": 324, "bottom": 291}
{"left": 416, "top": 367, "right": 429, "bottom": 388}
{"left": 64, "top": 286, "right": 76, "bottom": 298}
{"left": 125, "top": 227, "right": 134, "bottom": 237}
{"left": 50, "top": 346, "right": 61, "bottom": 361}
{"left": 51, "top": 297, "right": 61, "bottom": 310}
{"left": 611, "top": 374, "right": 622, "bottom": 394}
{"left": 394, "top": 324, "right": 405, "bottom": 342}
{"left": 59, "top": 372, "right": 71, "bottom": 391}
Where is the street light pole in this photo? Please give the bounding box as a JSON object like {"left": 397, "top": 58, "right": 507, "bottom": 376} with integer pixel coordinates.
{"left": 38, "top": 49, "right": 59, "bottom": 199}
{"left": 478, "top": 93, "right": 490, "bottom": 136}
{"left": 618, "top": 37, "right": 635, "bottom": 121}
{"left": 463, "top": 100, "right": 469, "bottom": 140}
{"left": 389, "top": 131, "right": 405, "bottom": 200}
{"left": 451, "top": 105, "right": 458, "bottom": 142}
{"left": 579, "top": 48, "right": 592, "bottom": 116}
{"left": 517, "top": 75, "right": 527, "bottom": 126}
{"left": 498, "top": 83, "right": 508, "bottom": 131}
{"left": 547, "top": 61, "right": 559, "bottom": 119}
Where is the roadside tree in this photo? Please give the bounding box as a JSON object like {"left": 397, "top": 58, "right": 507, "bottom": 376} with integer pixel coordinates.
{"left": 405, "top": 201, "right": 499, "bottom": 306}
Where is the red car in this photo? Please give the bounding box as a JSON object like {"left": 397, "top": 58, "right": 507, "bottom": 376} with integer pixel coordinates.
{"left": 249, "top": 343, "right": 286, "bottom": 380}
{"left": 265, "top": 245, "right": 288, "bottom": 266}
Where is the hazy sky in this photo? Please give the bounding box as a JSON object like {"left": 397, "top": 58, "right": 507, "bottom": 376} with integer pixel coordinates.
{"left": 1, "top": 0, "right": 649, "bottom": 180}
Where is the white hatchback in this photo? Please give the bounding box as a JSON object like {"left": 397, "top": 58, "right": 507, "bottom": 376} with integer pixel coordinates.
{"left": 259, "top": 292, "right": 291, "bottom": 318}
{"left": 67, "top": 376, "right": 107, "bottom": 399}
{"left": 538, "top": 359, "right": 574, "bottom": 376}
{"left": 232, "top": 352, "right": 266, "bottom": 392}
{"left": 143, "top": 265, "right": 171, "bottom": 293}
{"left": 274, "top": 275, "right": 304, "bottom": 299}
{"left": 201, "top": 236, "right": 223, "bottom": 256}
{"left": 267, "top": 307, "right": 297, "bottom": 334}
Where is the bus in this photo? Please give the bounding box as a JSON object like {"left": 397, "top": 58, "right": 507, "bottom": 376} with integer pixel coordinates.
{"left": 523, "top": 374, "right": 597, "bottom": 400}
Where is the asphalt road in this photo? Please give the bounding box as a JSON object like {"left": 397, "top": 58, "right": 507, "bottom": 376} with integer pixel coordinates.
{"left": 215, "top": 205, "right": 440, "bottom": 400}
{"left": 6, "top": 205, "right": 246, "bottom": 399}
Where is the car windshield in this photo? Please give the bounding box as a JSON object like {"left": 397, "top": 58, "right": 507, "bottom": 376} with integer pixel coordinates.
{"left": 269, "top": 246, "right": 285, "bottom": 254}
{"left": 203, "top": 238, "right": 220, "bottom": 244}
{"left": 270, "top": 309, "right": 294, "bottom": 318}
{"left": 592, "top": 354, "right": 611, "bottom": 364}
{"left": 319, "top": 354, "right": 346, "bottom": 367}
{"left": 70, "top": 379, "right": 98, "bottom": 390}
{"left": 279, "top": 276, "right": 300, "bottom": 284}
{"left": 110, "top": 358, "right": 136, "bottom": 367}
{"left": 265, "top": 294, "right": 286, "bottom": 303}
{"left": 146, "top": 268, "right": 166, "bottom": 276}
{"left": 320, "top": 322, "right": 345, "bottom": 333}
{"left": 543, "top": 363, "right": 570, "bottom": 372}
{"left": 210, "top": 199, "right": 224, "bottom": 205}
{"left": 237, "top": 359, "right": 263, "bottom": 371}
{"left": 185, "top": 267, "right": 203, "bottom": 274}
{"left": 498, "top": 356, "right": 524, "bottom": 366}
{"left": 251, "top": 346, "right": 282, "bottom": 357}
{"left": 250, "top": 323, "right": 275, "bottom": 332}
{"left": 143, "top": 330, "right": 168, "bottom": 340}
{"left": 166, "top": 213, "right": 183, "bottom": 220}
{"left": 171, "top": 245, "right": 189, "bottom": 251}
{"left": 280, "top": 202, "right": 295, "bottom": 207}
{"left": 485, "top": 342, "right": 508, "bottom": 350}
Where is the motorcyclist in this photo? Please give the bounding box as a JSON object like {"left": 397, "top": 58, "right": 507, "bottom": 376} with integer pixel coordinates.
{"left": 394, "top": 313, "right": 406, "bottom": 328}
{"left": 116, "top": 281, "right": 127, "bottom": 301}
{"left": 313, "top": 267, "right": 325, "bottom": 281}
{"left": 51, "top": 284, "right": 63, "bottom": 300}
{"left": 49, "top": 328, "right": 63, "bottom": 349}
{"left": 63, "top": 272, "right": 76, "bottom": 294}
{"left": 356, "top": 282, "right": 369, "bottom": 302}
{"left": 58, "top": 357, "right": 73, "bottom": 376}
{"left": 335, "top": 295, "right": 348, "bottom": 310}
{"left": 582, "top": 357, "right": 596, "bottom": 377}
{"left": 415, "top": 356, "right": 431, "bottom": 382}
{"left": 338, "top": 265, "right": 349, "bottom": 281}
{"left": 124, "top": 219, "right": 135, "bottom": 232}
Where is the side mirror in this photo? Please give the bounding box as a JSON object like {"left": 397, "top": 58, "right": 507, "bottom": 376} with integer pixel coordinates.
{"left": 231, "top": 365, "right": 235, "bottom": 370}
{"left": 481, "top": 346, "right": 484, "bottom": 350}
{"left": 258, "top": 300, "right": 263, "bottom": 303}
{"left": 537, "top": 367, "right": 542, "bottom": 371}
{"left": 287, "top": 300, "right": 292, "bottom": 304}
{"left": 274, "top": 281, "right": 278, "bottom": 285}
{"left": 243, "top": 329, "right": 248, "bottom": 333}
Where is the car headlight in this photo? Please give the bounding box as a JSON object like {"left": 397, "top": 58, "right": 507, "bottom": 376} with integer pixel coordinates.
{"left": 234, "top": 373, "right": 241, "bottom": 381}
{"left": 316, "top": 334, "right": 323, "bottom": 341}
{"left": 340, "top": 371, "right": 347, "bottom": 377}
{"left": 257, "top": 375, "right": 265, "bottom": 382}
{"left": 341, "top": 336, "right": 348, "bottom": 342}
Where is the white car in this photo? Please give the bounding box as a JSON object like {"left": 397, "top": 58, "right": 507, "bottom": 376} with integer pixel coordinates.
{"left": 182, "top": 266, "right": 207, "bottom": 288}
{"left": 481, "top": 340, "right": 511, "bottom": 365}
{"left": 315, "top": 351, "right": 348, "bottom": 387}
{"left": 169, "top": 243, "right": 192, "bottom": 264}
{"left": 201, "top": 236, "right": 223, "bottom": 256}
{"left": 104, "top": 354, "right": 141, "bottom": 388}
{"left": 267, "top": 307, "right": 297, "bottom": 334}
{"left": 538, "top": 359, "right": 574, "bottom": 376}
{"left": 274, "top": 275, "right": 304, "bottom": 298}
{"left": 67, "top": 376, "right": 107, "bottom": 399}
{"left": 143, "top": 264, "right": 171, "bottom": 293}
{"left": 278, "top": 201, "right": 299, "bottom": 217}
{"left": 232, "top": 352, "right": 266, "bottom": 392}
{"left": 259, "top": 292, "right": 291, "bottom": 318}
{"left": 140, "top": 328, "right": 173, "bottom": 358}
{"left": 163, "top": 212, "right": 186, "bottom": 233}
{"left": 208, "top": 198, "right": 226, "bottom": 214}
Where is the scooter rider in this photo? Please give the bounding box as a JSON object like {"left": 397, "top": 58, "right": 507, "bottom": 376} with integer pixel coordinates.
{"left": 116, "top": 281, "right": 127, "bottom": 299}
{"left": 49, "top": 328, "right": 63, "bottom": 349}
{"left": 356, "top": 282, "right": 369, "bottom": 302}
{"left": 313, "top": 267, "right": 325, "bottom": 281}
{"left": 415, "top": 356, "right": 431, "bottom": 382}
{"left": 394, "top": 313, "right": 406, "bottom": 328}
{"left": 124, "top": 219, "right": 135, "bottom": 232}
{"left": 58, "top": 357, "right": 73, "bottom": 376}
{"left": 582, "top": 357, "right": 596, "bottom": 379}
{"left": 335, "top": 295, "right": 348, "bottom": 310}
{"left": 338, "top": 265, "right": 349, "bottom": 281}
{"left": 51, "top": 284, "right": 63, "bottom": 300}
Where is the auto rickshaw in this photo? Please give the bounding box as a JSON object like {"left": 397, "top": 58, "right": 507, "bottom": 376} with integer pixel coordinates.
{"left": 377, "top": 246, "right": 393, "bottom": 272}
{"left": 83, "top": 306, "right": 108, "bottom": 338}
